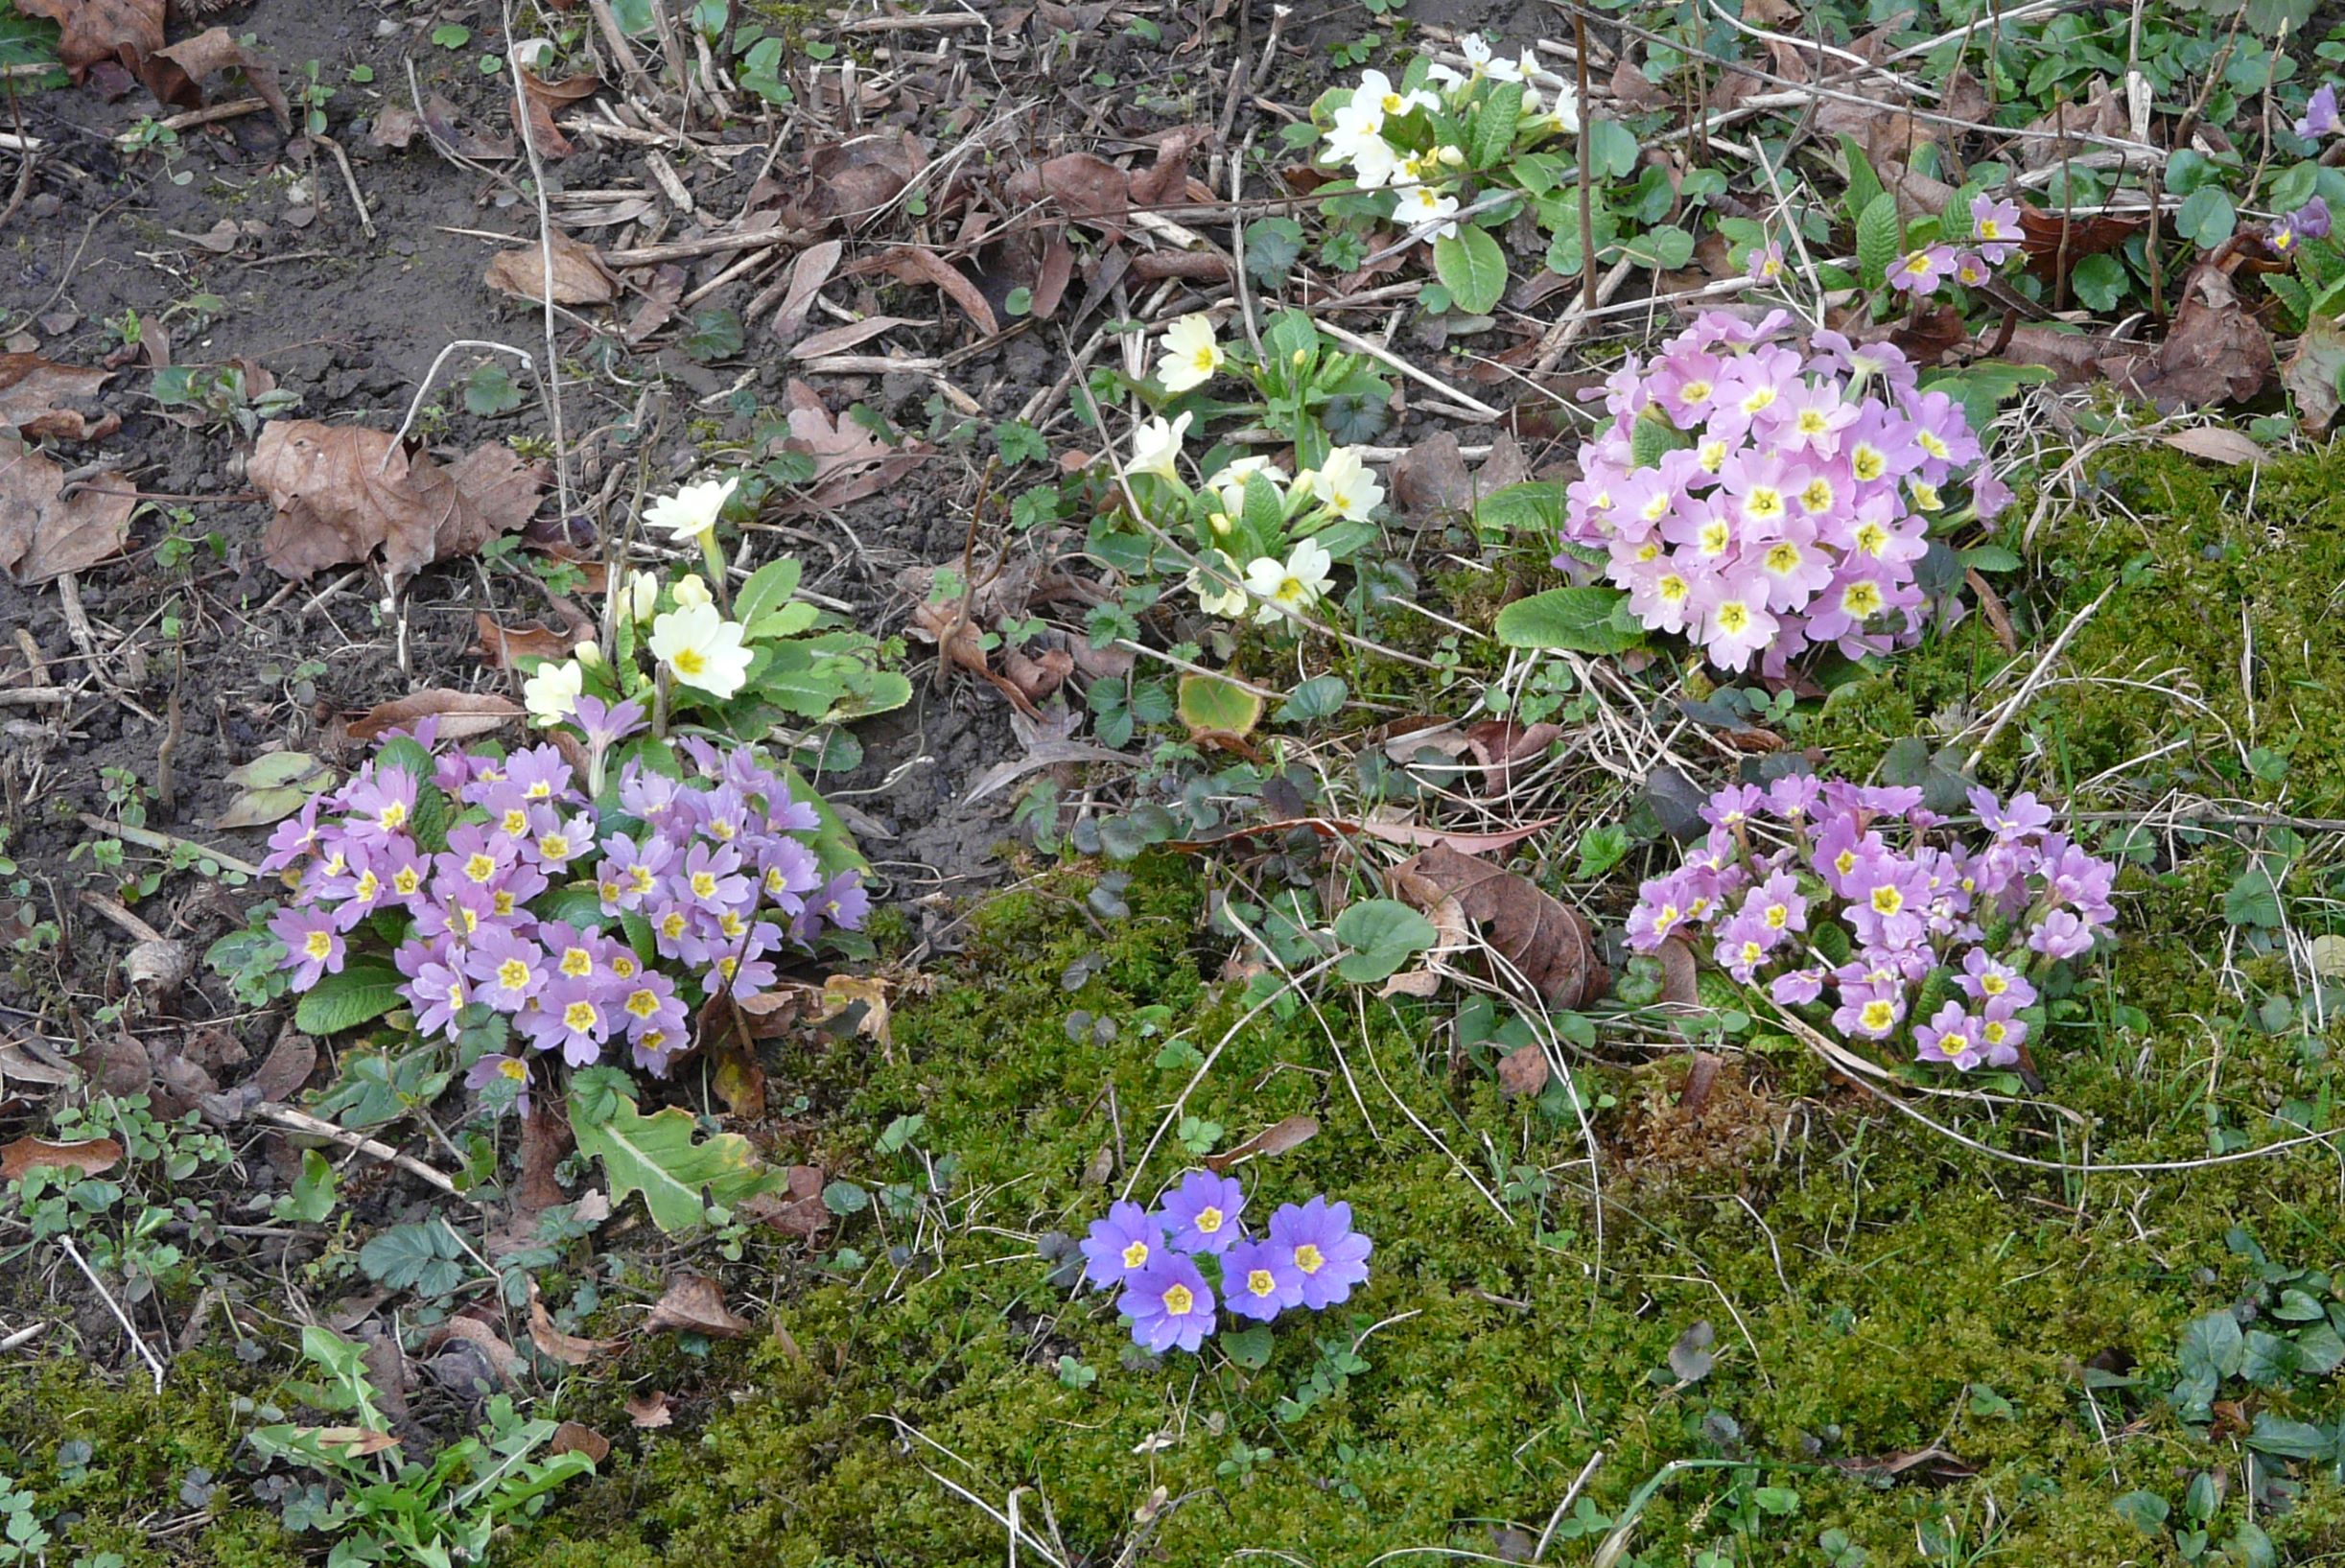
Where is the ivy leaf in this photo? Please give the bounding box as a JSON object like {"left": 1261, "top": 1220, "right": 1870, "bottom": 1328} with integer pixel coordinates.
{"left": 293, "top": 958, "right": 405, "bottom": 1037}
{"left": 2175, "top": 188, "right": 2236, "bottom": 250}
{"left": 2069, "top": 253, "right": 2127, "bottom": 313}
{"left": 1493, "top": 586, "right": 1644, "bottom": 653}
{"left": 2246, "top": 1414, "right": 2332, "bottom": 1461}
{"left": 1332, "top": 899, "right": 1439, "bottom": 983}
{"left": 463, "top": 363, "right": 524, "bottom": 417}
{"left": 1616, "top": 224, "right": 1695, "bottom": 270}
{"left": 1431, "top": 226, "right": 1508, "bottom": 316}
{"left": 568, "top": 1096, "right": 783, "bottom": 1232}
{"left": 2113, "top": 1491, "right": 2169, "bottom": 1534}
{"left": 1177, "top": 673, "right": 1263, "bottom": 739}
{"left": 680, "top": 307, "right": 745, "bottom": 362}
{"left": 1473, "top": 481, "right": 1567, "bottom": 536}
{"left": 1586, "top": 118, "right": 1638, "bottom": 179}
{"left": 1276, "top": 674, "right": 1348, "bottom": 723}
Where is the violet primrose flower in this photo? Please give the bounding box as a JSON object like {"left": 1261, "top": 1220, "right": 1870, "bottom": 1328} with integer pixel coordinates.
{"left": 1158, "top": 1170, "right": 1247, "bottom": 1255}
{"left": 1626, "top": 777, "right": 2119, "bottom": 1075}
{"left": 1268, "top": 1197, "right": 1374, "bottom": 1310}
{"left": 268, "top": 723, "right": 864, "bottom": 1082}
{"left": 1123, "top": 1256, "right": 1216, "bottom": 1353}
{"left": 2298, "top": 83, "right": 2340, "bottom": 141}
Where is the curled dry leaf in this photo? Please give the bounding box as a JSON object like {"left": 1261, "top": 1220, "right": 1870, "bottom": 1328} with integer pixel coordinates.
{"left": 2099, "top": 267, "right": 2270, "bottom": 411}
{"left": 127, "top": 26, "right": 290, "bottom": 129}
{"left": 514, "top": 69, "right": 599, "bottom": 159}
{"left": 16, "top": 0, "right": 163, "bottom": 74}
{"left": 367, "top": 103, "right": 421, "bottom": 150}
{"left": 2283, "top": 316, "right": 2345, "bottom": 433}
{"left": 304, "top": 1427, "right": 402, "bottom": 1457}
{"left": 250, "top": 420, "right": 548, "bottom": 584}
{"left": 820, "top": 973, "right": 892, "bottom": 1048}
{"left": 2158, "top": 426, "right": 2263, "bottom": 466}
{"left": 484, "top": 231, "right": 617, "bottom": 306}
{"left": 1, "top": 1135, "right": 124, "bottom": 1181}
{"left": 625, "top": 1390, "right": 673, "bottom": 1428}
{"left": 779, "top": 380, "right": 930, "bottom": 508}
{"left": 738, "top": 1163, "right": 830, "bottom": 1239}
{"left": 1463, "top": 719, "right": 1562, "bottom": 797}
{"left": 529, "top": 1284, "right": 623, "bottom": 1366}
{"left": 346, "top": 690, "right": 524, "bottom": 743}
{"left": 1391, "top": 432, "right": 1475, "bottom": 524}
{"left": 1391, "top": 844, "right": 1606, "bottom": 1008}
{"left": 646, "top": 1272, "right": 753, "bottom": 1339}
{"left": 769, "top": 238, "right": 843, "bottom": 346}
{"left": 1657, "top": 935, "right": 1700, "bottom": 1008}
{"left": 426, "top": 1315, "right": 525, "bottom": 1385}
{"left": 1202, "top": 1114, "right": 1319, "bottom": 1173}
{"left": 879, "top": 246, "right": 999, "bottom": 337}
{"left": 470, "top": 613, "right": 577, "bottom": 671}
{"left": 421, "top": 92, "right": 514, "bottom": 160}
{"left": 0, "top": 435, "right": 136, "bottom": 583}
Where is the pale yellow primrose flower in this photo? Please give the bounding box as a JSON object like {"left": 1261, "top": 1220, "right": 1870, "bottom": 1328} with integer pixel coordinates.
{"left": 1187, "top": 550, "right": 1253, "bottom": 619}
{"left": 1296, "top": 447, "right": 1385, "bottom": 523}
{"left": 671, "top": 573, "right": 713, "bottom": 610}
{"left": 1242, "top": 539, "right": 1333, "bottom": 625}
{"left": 1157, "top": 314, "right": 1225, "bottom": 393}
{"left": 622, "top": 569, "right": 661, "bottom": 623}
{"left": 1129, "top": 411, "right": 1193, "bottom": 480}
{"left": 522, "top": 658, "right": 584, "bottom": 726}
{"left": 645, "top": 476, "right": 739, "bottom": 544}
{"left": 647, "top": 602, "right": 752, "bottom": 699}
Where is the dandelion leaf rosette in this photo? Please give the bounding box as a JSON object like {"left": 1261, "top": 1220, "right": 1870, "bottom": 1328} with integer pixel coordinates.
{"left": 568, "top": 1070, "right": 784, "bottom": 1231}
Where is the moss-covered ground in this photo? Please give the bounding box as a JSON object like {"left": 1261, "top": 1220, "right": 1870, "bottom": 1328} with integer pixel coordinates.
{"left": 12, "top": 446, "right": 2345, "bottom": 1566}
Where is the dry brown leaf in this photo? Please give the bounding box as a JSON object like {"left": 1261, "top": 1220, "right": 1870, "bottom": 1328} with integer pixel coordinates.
{"left": 2012, "top": 81, "right": 2123, "bottom": 171}
{"left": 820, "top": 973, "right": 893, "bottom": 1047}
{"left": 20, "top": 410, "right": 120, "bottom": 443}
{"left": 250, "top": 420, "right": 547, "bottom": 583}
{"left": 127, "top": 26, "right": 289, "bottom": 129}
{"left": 0, "top": 437, "right": 135, "bottom": 583}
{"left": 529, "top": 1284, "right": 622, "bottom": 1366}
{"left": 347, "top": 690, "right": 524, "bottom": 743}
{"left": 769, "top": 239, "right": 843, "bottom": 346}
{"left": 0, "top": 353, "right": 109, "bottom": 429}
{"left": 646, "top": 1273, "right": 752, "bottom": 1339}
{"left": 793, "top": 131, "right": 926, "bottom": 228}
{"left": 1034, "top": 231, "right": 1075, "bottom": 319}
{"left": 621, "top": 263, "right": 685, "bottom": 345}
{"left": 485, "top": 232, "right": 616, "bottom": 306}
{"left": 2017, "top": 206, "right": 2144, "bottom": 283}
{"left": 547, "top": 1420, "right": 609, "bottom": 1463}
{"left": 1180, "top": 814, "right": 1564, "bottom": 857}
{"left": 1392, "top": 432, "right": 1475, "bottom": 523}
{"left": 1495, "top": 1042, "right": 1550, "bottom": 1096}
{"left": 16, "top": 0, "right": 162, "bottom": 74}
{"left": 514, "top": 1090, "right": 575, "bottom": 1214}
{"left": 790, "top": 316, "right": 924, "bottom": 360}
{"left": 1610, "top": 56, "right": 1669, "bottom": 110}
{"left": 428, "top": 1316, "right": 525, "bottom": 1384}
{"left": 1392, "top": 844, "right": 1606, "bottom": 1008}
{"left": 738, "top": 1163, "right": 830, "bottom": 1239}
{"left": 470, "top": 613, "right": 576, "bottom": 671}
{"left": 1463, "top": 720, "right": 1561, "bottom": 797}
{"left": 1658, "top": 936, "right": 1700, "bottom": 1008}
{"left": 1, "top": 1135, "right": 123, "bottom": 1181}
{"left": 625, "top": 1391, "right": 673, "bottom": 1428}
{"left": 779, "top": 380, "right": 931, "bottom": 507}
{"left": 368, "top": 104, "right": 421, "bottom": 149}
{"left": 2282, "top": 316, "right": 2345, "bottom": 433}
{"left": 879, "top": 246, "right": 999, "bottom": 336}
{"left": 2099, "top": 269, "right": 2271, "bottom": 410}
{"left": 514, "top": 69, "right": 598, "bottom": 159}
{"left": 1203, "top": 1114, "right": 1319, "bottom": 1173}
{"left": 2158, "top": 426, "right": 2263, "bottom": 465}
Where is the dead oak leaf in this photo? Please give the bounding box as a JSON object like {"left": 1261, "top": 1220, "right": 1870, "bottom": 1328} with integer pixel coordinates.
{"left": 485, "top": 232, "right": 616, "bottom": 306}
{"left": 127, "top": 26, "right": 290, "bottom": 130}
{"left": 0, "top": 353, "right": 109, "bottom": 429}
{"left": 250, "top": 420, "right": 547, "bottom": 584}
{"left": 0, "top": 436, "right": 136, "bottom": 583}
{"left": 16, "top": 0, "right": 163, "bottom": 75}
{"left": 645, "top": 1273, "right": 753, "bottom": 1339}
{"left": 1392, "top": 844, "right": 1606, "bottom": 1008}
{"left": 791, "top": 131, "right": 926, "bottom": 229}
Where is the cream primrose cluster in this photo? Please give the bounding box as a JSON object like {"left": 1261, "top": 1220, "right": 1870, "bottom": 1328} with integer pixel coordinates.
{"left": 1627, "top": 777, "right": 2119, "bottom": 1070}
{"left": 1564, "top": 311, "right": 2015, "bottom": 674}
{"left": 263, "top": 717, "right": 865, "bottom": 1104}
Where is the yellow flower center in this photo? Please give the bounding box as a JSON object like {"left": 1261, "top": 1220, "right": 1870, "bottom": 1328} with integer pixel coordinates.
{"left": 526, "top": 781, "right": 551, "bottom": 801}
{"left": 631, "top": 865, "right": 657, "bottom": 894}
{"left": 1294, "top": 1244, "right": 1325, "bottom": 1275}
{"left": 354, "top": 870, "right": 379, "bottom": 901}
{"left": 1841, "top": 581, "right": 1885, "bottom": 618}
{"left": 1917, "top": 431, "right": 1949, "bottom": 459}
{"left": 1161, "top": 1283, "right": 1195, "bottom": 1315}
{"left": 1121, "top": 1240, "right": 1150, "bottom": 1269}
{"left": 1852, "top": 444, "right": 1887, "bottom": 481}
{"left": 563, "top": 1000, "right": 598, "bottom": 1032}
{"left": 1764, "top": 542, "right": 1802, "bottom": 574}
{"left": 447, "top": 980, "right": 466, "bottom": 1007}
{"left": 1835, "top": 850, "right": 1859, "bottom": 877}
{"left": 1797, "top": 409, "right": 1828, "bottom": 434}
{"left": 560, "top": 948, "right": 593, "bottom": 978}
{"left": 379, "top": 802, "right": 407, "bottom": 830}
{"left": 465, "top": 854, "right": 498, "bottom": 883}
{"left": 1715, "top": 600, "right": 1752, "bottom": 634}
{"left": 1801, "top": 479, "right": 1836, "bottom": 513}
{"left": 393, "top": 867, "right": 421, "bottom": 896}
{"left": 673, "top": 647, "right": 709, "bottom": 678}
{"left": 1680, "top": 379, "right": 1712, "bottom": 404}
{"left": 1194, "top": 1206, "right": 1224, "bottom": 1235}
{"left": 538, "top": 833, "right": 570, "bottom": 860}
{"left": 1653, "top": 902, "right": 1681, "bottom": 934}
{"left": 303, "top": 930, "right": 333, "bottom": 960}
{"left": 719, "top": 911, "right": 747, "bottom": 938}
{"left": 455, "top": 906, "right": 478, "bottom": 934}
{"left": 613, "top": 954, "right": 638, "bottom": 978}
{"left": 661, "top": 912, "right": 687, "bottom": 939}
{"left": 499, "top": 1058, "right": 528, "bottom": 1082}
{"left": 1741, "top": 386, "right": 1777, "bottom": 415}
{"left": 502, "top": 809, "right": 529, "bottom": 836}
{"left": 1860, "top": 999, "right": 1897, "bottom": 1032}
{"left": 1852, "top": 523, "right": 1889, "bottom": 556}
{"left": 1870, "top": 885, "right": 1904, "bottom": 917}
{"left": 692, "top": 872, "right": 718, "bottom": 899}
{"left": 1698, "top": 520, "right": 1732, "bottom": 556}
{"left": 1939, "top": 1031, "right": 1972, "bottom": 1055}
{"left": 1740, "top": 941, "right": 1763, "bottom": 965}
{"left": 1979, "top": 219, "right": 2003, "bottom": 240}
{"left": 1765, "top": 903, "right": 1789, "bottom": 929}
{"left": 1658, "top": 574, "right": 1690, "bottom": 603}
{"left": 1249, "top": 1269, "right": 1278, "bottom": 1298}
{"left": 497, "top": 958, "right": 530, "bottom": 991}
{"left": 1983, "top": 1020, "right": 2008, "bottom": 1044}
{"left": 493, "top": 891, "right": 517, "bottom": 916}
{"left": 626, "top": 988, "right": 660, "bottom": 1018}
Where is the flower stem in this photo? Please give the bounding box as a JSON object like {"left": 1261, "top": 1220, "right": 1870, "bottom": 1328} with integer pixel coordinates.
{"left": 696, "top": 527, "right": 732, "bottom": 616}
